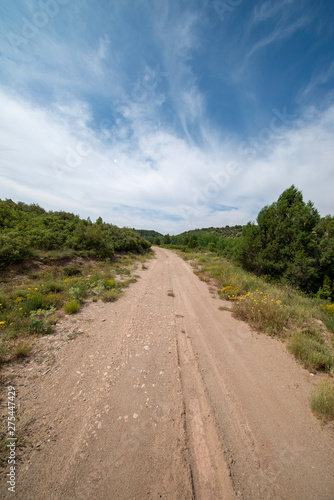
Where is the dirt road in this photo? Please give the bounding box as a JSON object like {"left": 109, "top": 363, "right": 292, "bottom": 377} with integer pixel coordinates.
{"left": 1, "top": 247, "right": 334, "bottom": 499}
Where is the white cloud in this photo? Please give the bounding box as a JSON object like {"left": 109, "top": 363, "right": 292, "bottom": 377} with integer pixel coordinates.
{"left": 0, "top": 87, "right": 333, "bottom": 233}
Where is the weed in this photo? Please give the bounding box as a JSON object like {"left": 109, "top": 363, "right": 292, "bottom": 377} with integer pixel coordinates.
{"left": 64, "top": 300, "right": 81, "bottom": 314}
{"left": 42, "top": 281, "right": 65, "bottom": 293}
{"left": 103, "top": 278, "right": 116, "bottom": 289}
{"left": 320, "top": 304, "right": 334, "bottom": 333}
{"left": 21, "top": 292, "right": 46, "bottom": 315}
{"left": 70, "top": 285, "right": 86, "bottom": 301}
{"left": 29, "top": 319, "right": 52, "bottom": 335}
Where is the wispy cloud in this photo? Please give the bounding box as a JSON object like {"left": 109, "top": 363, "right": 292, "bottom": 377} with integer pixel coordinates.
{"left": 246, "top": 14, "right": 309, "bottom": 60}
{"left": 0, "top": 0, "right": 333, "bottom": 233}
{"left": 252, "top": 0, "right": 295, "bottom": 23}
{"left": 1, "top": 85, "right": 333, "bottom": 233}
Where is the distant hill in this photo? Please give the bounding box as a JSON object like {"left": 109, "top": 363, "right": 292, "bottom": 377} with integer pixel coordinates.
{"left": 175, "top": 225, "right": 243, "bottom": 239}
{"left": 134, "top": 229, "right": 163, "bottom": 243}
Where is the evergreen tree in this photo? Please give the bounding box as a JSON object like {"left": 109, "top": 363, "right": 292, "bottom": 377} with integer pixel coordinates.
{"left": 236, "top": 186, "right": 321, "bottom": 292}
{"left": 163, "top": 234, "right": 171, "bottom": 245}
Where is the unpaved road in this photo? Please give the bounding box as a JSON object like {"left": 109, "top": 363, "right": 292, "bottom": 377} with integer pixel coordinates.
{"left": 1, "top": 247, "right": 334, "bottom": 499}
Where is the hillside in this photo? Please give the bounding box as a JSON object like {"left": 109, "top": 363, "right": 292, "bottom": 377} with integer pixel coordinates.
{"left": 134, "top": 229, "right": 163, "bottom": 243}
{"left": 0, "top": 199, "right": 151, "bottom": 268}
{"left": 176, "top": 225, "right": 243, "bottom": 239}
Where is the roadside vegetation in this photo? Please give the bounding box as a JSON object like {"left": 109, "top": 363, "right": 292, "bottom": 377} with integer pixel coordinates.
{"left": 0, "top": 199, "right": 152, "bottom": 367}
{"left": 161, "top": 186, "right": 334, "bottom": 422}
{"left": 178, "top": 249, "right": 334, "bottom": 421}
{"left": 0, "top": 252, "right": 150, "bottom": 366}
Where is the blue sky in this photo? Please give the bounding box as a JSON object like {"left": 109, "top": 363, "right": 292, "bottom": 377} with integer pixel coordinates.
{"left": 0, "top": 0, "right": 333, "bottom": 234}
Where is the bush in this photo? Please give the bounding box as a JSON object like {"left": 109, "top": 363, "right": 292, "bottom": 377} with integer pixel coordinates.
{"left": 64, "top": 300, "right": 81, "bottom": 314}
{"left": 219, "top": 285, "right": 240, "bottom": 300}
{"left": 21, "top": 292, "right": 46, "bottom": 315}
{"left": 103, "top": 278, "right": 116, "bottom": 289}
{"left": 28, "top": 318, "right": 52, "bottom": 334}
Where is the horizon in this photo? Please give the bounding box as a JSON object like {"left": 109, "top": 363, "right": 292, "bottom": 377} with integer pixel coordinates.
{"left": 1, "top": 1, "right": 334, "bottom": 233}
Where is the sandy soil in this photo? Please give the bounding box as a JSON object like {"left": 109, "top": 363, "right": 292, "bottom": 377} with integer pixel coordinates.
{"left": 1, "top": 247, "right": 333, "bottom": 499}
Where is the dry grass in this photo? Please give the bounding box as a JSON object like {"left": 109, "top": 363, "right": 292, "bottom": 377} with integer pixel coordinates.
{"left": 311, "top": 378, "right": 334, "bottom": 422}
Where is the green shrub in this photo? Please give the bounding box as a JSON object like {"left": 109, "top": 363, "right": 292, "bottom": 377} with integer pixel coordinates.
{"left": 103, "top": 278, "right": 116, "bottom": 289}
{"left": 28, "top": 319, "right": 52, "bottom": 335}
{"left": 21, "top": 292, "right": 46, "bottom": 315}
{"left": 64, "top": 300, "right": 81, "bottom": 314}
{"left": 70, "top": 285, "right": 87, "bottom": 301}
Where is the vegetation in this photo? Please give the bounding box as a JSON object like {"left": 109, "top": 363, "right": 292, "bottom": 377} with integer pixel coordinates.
{"left": 0, "top": 252, "right": 150, "bottom": 366}
{"left": 235, "top": 186, "right": 334, "bottom": 300}
{"left": 63, "top": 300, "right": 81, "bottom": 314}
{"left": 166, "top": 186, "right": 334, "bottom": 302}
{"left": 135, "top": 229, "right": 163, "bottom": 244}
{"left": 0, "top": 199, "right": 153, "bottom": 368}
{"left": 167, "top": 225, "right": 242, "bottom": 256}
{"left": 179, "top": 249, "right": 334, "bottom": 420}
{"left": 311, "top": 378, "right": 334, "bottom": 422}
{"left": 0, "top": 199, "right": 151, "bottom": 269}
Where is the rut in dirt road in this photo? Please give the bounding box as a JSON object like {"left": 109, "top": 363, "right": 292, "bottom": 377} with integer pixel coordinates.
{"left": 1, "top": 247, "right": 334, "bottom": 499}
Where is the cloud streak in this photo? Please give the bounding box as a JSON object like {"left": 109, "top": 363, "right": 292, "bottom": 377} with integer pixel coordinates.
{"left": 0, "top": 0, "right": 333, "bottom": 233}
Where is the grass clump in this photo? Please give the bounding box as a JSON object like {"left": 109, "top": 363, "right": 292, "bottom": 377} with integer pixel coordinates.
{"left": 287, "top": 333, "right": 333, "bottom": 372}
{"left": 320, "top": 303, "right": 334, "bottom": 334}
{"left": 14, "top": 340, "right": 33, "bottom": 359}
{"left": 311, "top": 379, "right": 334, "bottom": 422}
{"left": 64, "top": 300, "right": 81, "bottom": 314}
{"left": 101, "top": 289, "right": 123, "bottom": 302}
